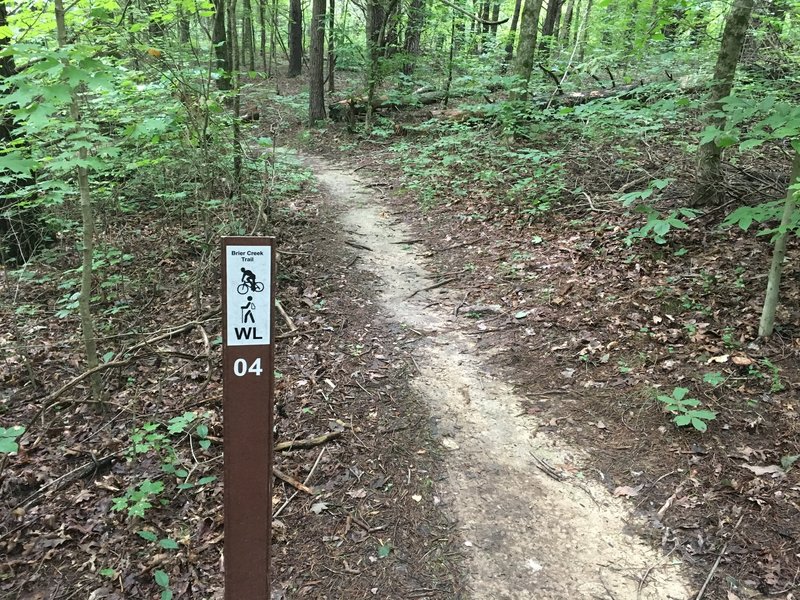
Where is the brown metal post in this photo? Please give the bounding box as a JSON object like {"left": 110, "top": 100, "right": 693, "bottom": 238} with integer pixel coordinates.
{"left": 222, "top": 236, "right": 275, "bottom": 600}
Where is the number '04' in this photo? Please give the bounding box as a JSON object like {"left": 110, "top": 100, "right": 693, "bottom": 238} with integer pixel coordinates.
{"left": 233, "top": 358, "right": 263, "bottom": 377}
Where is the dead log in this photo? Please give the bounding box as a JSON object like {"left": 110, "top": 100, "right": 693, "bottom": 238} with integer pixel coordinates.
{"left": 329, "top": 90, "right": 447, "bottom": 122}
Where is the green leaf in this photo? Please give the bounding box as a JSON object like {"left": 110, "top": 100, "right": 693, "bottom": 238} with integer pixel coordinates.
{"left": 137, "top": 530, "right": 158, "bottom": 542}
{"left": 199, "top": 439, "right": 211, "bottom": 450}
{"left": 0, "top": 152, "right": 37, "bottom": 177}
{"left": 672, "top": 387, "right": 689, "bottom": 401}
{"left": 196, "top": 424, "right": 209, "bottom": 438}
{"left": 703, "top": 372, "right": 724, "bottom": 386}
{"left": 739, "top": 139, "right": 765, "bottom": 151}
{"left": 0, "top": 438, "right": 20, "bottom": 453}
{"left": 196, "top": 476, "right": 217, "bottom": 485}
{"left": 674, "top": 414, "right": 692, "bottom": 427}
{"left": 101, "top": 351, "right": 115, "bottom": 363}
{"left": 377, "top": 543, "right": 392, "bottom": 558}
{"left": 161, "top": 590, "right": 173, "bottom": 600}
{"left": 99, "top": 568, "right": 117, "bottom": 578}
{"left": 780, "top": 455, "right": 799, "bottom": 471}
{"left": 690, "top": 410, "right": 717, "bottom": 420}
{"left": 154, "top": 570, "right": 170, "bottom": 588}
{"left": 690, "top": 418, "right": 708, "bottom": 432}
{"left": 159, "top": 538, "right": 179, "bottom": 550}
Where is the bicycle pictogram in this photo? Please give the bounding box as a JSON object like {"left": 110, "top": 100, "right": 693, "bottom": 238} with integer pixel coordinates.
{"left": 237, "top": 267, "right": 264, "bottom": 294}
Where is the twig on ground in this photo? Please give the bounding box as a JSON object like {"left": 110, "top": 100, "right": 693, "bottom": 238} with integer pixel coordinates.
{"left": 436, "top": 238, "right": 480, "bottom": 253}
{"left": 529, "top": 453, "right": 564, "bottom": 481}
{"left": 454, "top": 291, "right": 470, "bottom": 316}
{"left": 344, "top": 240, "right": 373, "bottom": 251}
{"left": 273, "top": 447, "right": 326, "bottom": 518}
{"left": 275, "top": 299, "right": 297, "bottom": 331}
{"left": 273, "top": 467, "right": 315, "bottom": 494}
{"left": 275, "top": 431, "right": 343, "bottom": 452}
{"left": 15, "top": 454, "right": 118, "bottom": 510}
{"left": 695, "top": 513, "right": 745, "bottom": 600}
{"left": 407, "top": 277, "right": 459, "bottom": 299}
{"left": 637, "top": 548, "right": 676, "bottom": 599}
{"left": 391, "top": 239, "right": 424, "bottom": 245}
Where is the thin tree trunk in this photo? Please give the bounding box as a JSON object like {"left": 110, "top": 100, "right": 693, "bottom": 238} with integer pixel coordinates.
{"left": 759, "top": 151, "right": 800, "bottom": 337}
{"left": 540, "top": 0, "right": 564, "bottom": 52}
{"left": 259, "top": 0, "right": 267, "bottom": 72}
{"left": 503, "top": 0, "right": 523, "bottom": 66}
{"left": 693, "top": 0, "right": 754, "bottom": 206}
{"left": 327, "top": 0, "right": 335, "bottom": 92}
{"left": 512, "top": 0, "right": 545, "bottom": 99}
{"left": 490, "top": 2, "right": 500, "bottom": 35}
{"left": 576, "top": 0, "right": 592, "bottom": 60}
{"left": 54, "top": 0, "right": 102, "bottom": 402}
{"left": 559, "top": 0, "right": 575, "bottom": 41}
{"left": 228, "top": 0, "right": 242, "bottom": 193}
{"left": 288, "top": 0, "right": 303, "bottom": 76}
{"left": 308, "top": 0, "right": 326, "bottom": 123}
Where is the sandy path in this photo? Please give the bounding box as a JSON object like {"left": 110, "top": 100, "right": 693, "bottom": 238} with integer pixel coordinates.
{"left": 304, "top": 153, "right": 693, "bottom": 600}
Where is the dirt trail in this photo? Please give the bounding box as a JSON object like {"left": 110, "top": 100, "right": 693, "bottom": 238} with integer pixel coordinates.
{"left": 304, "top": 153, "right": 694, "bottom": 600}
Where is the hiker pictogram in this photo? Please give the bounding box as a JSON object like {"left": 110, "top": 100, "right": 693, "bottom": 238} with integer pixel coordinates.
{"left": 241, "top": 296, "right": 256, "bottom": 323}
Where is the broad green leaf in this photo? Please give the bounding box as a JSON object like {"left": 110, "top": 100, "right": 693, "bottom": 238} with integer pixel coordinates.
{"left": 690, "top": 418, "right": 708, "bottom": 432}
{"left": 137, "top": 530, "right": 158, "bottom": 542}
{"left": 377, "top": 543, "right": 392, "bottom": 558}
{"left": 672, "top": 387, "right": 689, "bottom": 401}
{"left": 691, "top": 410, "right": 717, "bottom": 420}
{"left": 674, "top": 414, "right": 692, "bottom": 427}
{"left": 154, "top": 570, "right": 169, "bottom": 587}
{"left": 159, "top": 538, "right": 179, "bottom": 550}
{"left": 739, "top": 139, "right": 765, "bottom": 151}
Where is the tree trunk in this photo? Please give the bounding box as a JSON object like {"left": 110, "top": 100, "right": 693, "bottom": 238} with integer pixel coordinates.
{"left": 54, "top": 0, "right": 102, "bottom": 401}
{"left": 259, "top": 0, "right": 267, "bottom": 72}
{"left": 490, "top": 2, "right": 500, "bottom": 35}
{"left": 693, "top": 0, "right": 754, "bottom": 206}
{"left": 759, "top": 150, "right": 800, "bottom": 337}
{"left": 228, "top": 0, "right": 242, "bottom": 193}
{"left": 178, "top": 9, "right": 190, "bottom": 43}
{"left": 213, "top": 0, "right": 232, "bottom": 89}
{"left": 403, "top": 0, "right": 425, "bottom": 74}
{"left": 308, "top": 0, "right": 326, "bottom": 123}
{"left": 559, "top": 0, "right": 575, "bottom": 41}
{"left": 540, "top": 0, "right": 564, "bottom": 52}
{"left": 576, "top": 0, "right": 592, "bottom": 60}
{"left": 288, "top": 0, "right": 303, "bottom": 76}
{"left": 512, "top": 0, "right": 544, "bottom": 99}
{"left": 503, "top": 0, "right": 523, "bottom": 66}
{"left": 327, "top": 0, "right": 335, "bottom": 91}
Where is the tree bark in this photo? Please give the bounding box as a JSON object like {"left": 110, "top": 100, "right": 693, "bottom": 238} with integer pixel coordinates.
{"left": 512, "top": 0, "right": 544, "bottom": 99}
{"left": 559, "top": 0, "right": 575, "bottom": 41}
{"left": 540, "top": 0, "right": 564, "bottom": 51}
{"left": 759, "top": 150, "right": 800, "bottom": 337}
{"left": 693, "top": 0, "right": 754, "bottom": 206}
{"left": 576, "top": 0, "right": 592, "bottom": 60}
{"left": 288, "top": 0, "right": 303, "bottom": 76}
{"left": 403, "top": 0, "right": 425, "bottom": 74}
{"left": 503, "top": 0, "right": 523, "bottom": 65}
{"left": 308, "top": 0, "right": 326, "bottom": 123}
{"left": 327, "top": 0, "right": 335, "bottom": 91}
{"left": 213, "top": 0, "right": 232, "bottom": 89}
{"left": 490, "top": 1, "right": 500, "bottom": 35}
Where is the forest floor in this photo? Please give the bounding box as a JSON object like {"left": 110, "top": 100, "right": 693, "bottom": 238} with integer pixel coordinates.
{"left": 1, "top": 72, "right": 800, "bottom": 600}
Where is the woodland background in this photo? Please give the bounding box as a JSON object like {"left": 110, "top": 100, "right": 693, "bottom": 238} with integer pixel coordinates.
{"left": 2, "top": 0, "right": 800, "bottom": 596}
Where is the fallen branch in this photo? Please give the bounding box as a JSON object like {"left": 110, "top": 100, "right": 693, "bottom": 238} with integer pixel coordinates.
{"left": 407, "top": 276, "right": 459, "bottom": 299}
{"left": 273, "top": 448, "right": 326, "bottom": 518}
{"left": 391, "top": 239, "right": 424, "bottom": 245}
{"left": 344, "top": 240, "right": 373, "bottom": 251}
{"left": 275, "top": 431, "right": 343, "bottom": 452}
{"left": 273, "top": 467, "right": 315, "bottom": 494}
{"left": 694, "top": 514, "right": 745, "bottom": 600}
{"left": 15, "top": 454, "right": 118, "bottom": 510}
{"left": 275, "top": 299, "right": 297, "bottom": 332}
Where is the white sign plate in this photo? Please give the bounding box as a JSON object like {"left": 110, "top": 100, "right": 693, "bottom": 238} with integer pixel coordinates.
{"left": 225, "top": 245, "right": 271, "bottom": 346}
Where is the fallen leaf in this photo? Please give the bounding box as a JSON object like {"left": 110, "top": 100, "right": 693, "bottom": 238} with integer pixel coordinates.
{"left": 707, "top": 354, "right": 730, "bottom": 364}
{"left": 731, "top": 355, "right": 754, "bottom": 366}
{"left": 441, "top": 438, "right": 459, "bottom": 450}
{"left": 346, "top": 489, "right": 367, "bottom": 499}
{"left": 411, "top": 494, "right": 422, "bottom": 502}
{"left": 740, "top": 464, "right": 784, "bottom": 477}
{"left": 310, "top": 502, "right": 329, "bottom": 514}
{"left": 613, "top": 485, "right": 643, "bottom": 497}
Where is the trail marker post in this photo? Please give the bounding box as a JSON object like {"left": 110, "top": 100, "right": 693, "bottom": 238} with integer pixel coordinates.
{"left": 221, "top": 236, "right": 275, "bottom": 599}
